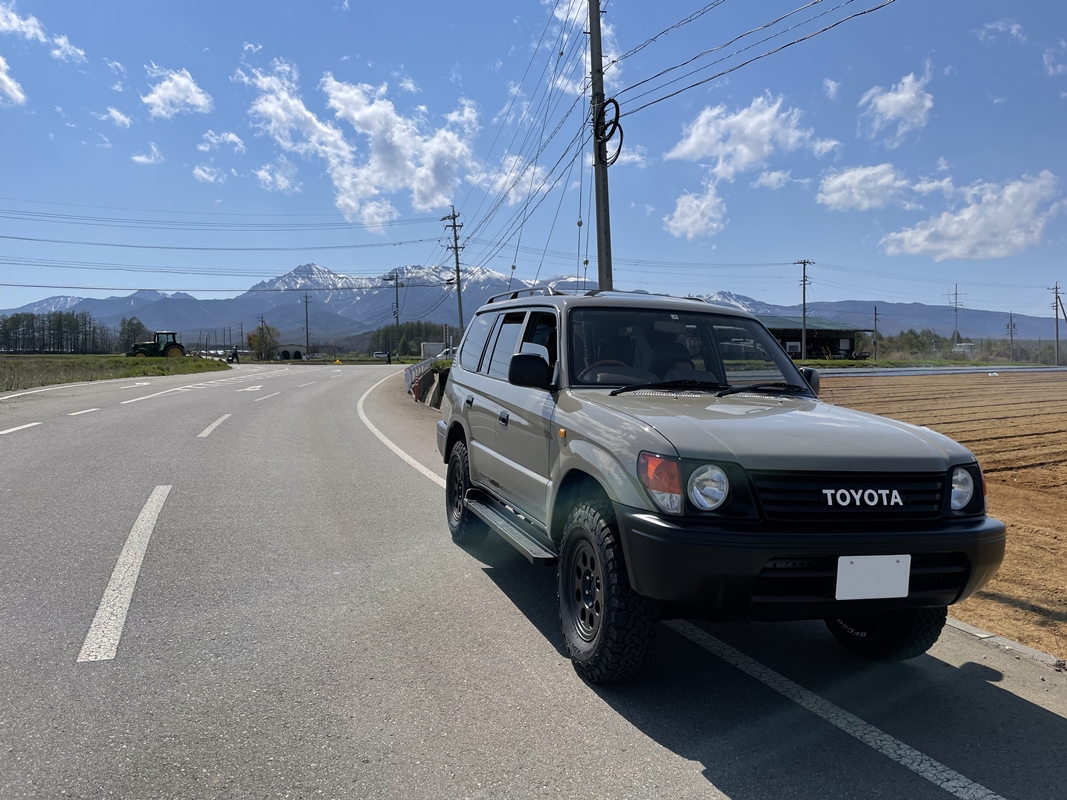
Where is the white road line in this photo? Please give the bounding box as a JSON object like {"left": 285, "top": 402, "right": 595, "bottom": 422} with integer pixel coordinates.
{"left": 298, "top": 381, "right": 317, "bottom": 387}
{"left": 68, "top": 408, "right": 100, "bottom": 416}
{"left": 665, "top": 620, "right": 1006, "bottom": 800}
{"left": 356, "top": 373, "right": 446, "bottom": 489}
{"left": 197, "top": 414, "right": 232, "bottom": 438}
{"left": 77, "top": 485, "right": 172, "bottom": 663}
{"left": 0, "top": 422, "right": 42, "bottom": 435}
{"left": 0, "top": 383, "right": 88, "bottom": 401}
{"left": 253, "top": 391, "right": 280, "bottom": 402}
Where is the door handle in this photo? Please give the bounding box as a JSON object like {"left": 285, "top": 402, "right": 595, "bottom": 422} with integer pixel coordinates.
{"left": 464, "top": 395, "right": 474, "bottom": 408}
{"left": 498, "top": 410, "right": 509, "bottom": 426}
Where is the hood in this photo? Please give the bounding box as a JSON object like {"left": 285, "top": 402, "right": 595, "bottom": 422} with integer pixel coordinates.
{"left": 582, "top": 390, "right": 973, "bottom": 472}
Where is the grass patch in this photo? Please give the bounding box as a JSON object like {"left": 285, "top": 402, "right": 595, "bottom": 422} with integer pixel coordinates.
{"left": 0, "top": 354, "right": 230, "bottom": 392}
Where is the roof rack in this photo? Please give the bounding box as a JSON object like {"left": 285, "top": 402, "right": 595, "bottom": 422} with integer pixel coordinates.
{"left": 486, "top": 285, "right": 569, "bottom": 304}
{"left": 584, "top": 289, "right": 656, "bottom": 297}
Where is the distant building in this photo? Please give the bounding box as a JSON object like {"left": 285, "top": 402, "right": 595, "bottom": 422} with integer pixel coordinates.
{"left": 756, "top": 315, "right": 869, "bottom": 359}
{"left": 277, "top": 343, "right": 306, "bottom": 360}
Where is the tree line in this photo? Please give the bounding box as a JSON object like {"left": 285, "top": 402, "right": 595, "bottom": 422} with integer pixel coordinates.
{"left": 854, "top": 328, "right": 1063, "bottom": 363}
{"left": 0, "top": 311, "right": 152, "bottom": 354}
{"left": 366, "top": 320, "right": 458, "bottom": 357}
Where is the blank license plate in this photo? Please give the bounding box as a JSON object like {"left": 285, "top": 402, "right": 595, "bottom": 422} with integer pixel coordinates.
{"left": 836, "top": 555, "right": 911, "bottom": 601}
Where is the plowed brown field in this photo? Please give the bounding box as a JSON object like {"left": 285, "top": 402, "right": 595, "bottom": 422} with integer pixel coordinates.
{"left": 824, "top": 370, "right": 1067, "bottom": 660}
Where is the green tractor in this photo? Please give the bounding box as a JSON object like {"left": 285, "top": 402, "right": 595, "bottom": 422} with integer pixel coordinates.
{"left": 126, "top": 331, "right": 186, "bottom": 358}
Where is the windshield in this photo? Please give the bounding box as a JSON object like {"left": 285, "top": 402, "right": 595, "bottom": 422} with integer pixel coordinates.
{"left": 568, "top": 306, "right": 806, "bottom": 390}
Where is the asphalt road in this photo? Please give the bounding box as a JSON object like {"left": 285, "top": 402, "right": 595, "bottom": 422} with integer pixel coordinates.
{"left": 0, "top": 365, "right": 1064, "bottom": 800}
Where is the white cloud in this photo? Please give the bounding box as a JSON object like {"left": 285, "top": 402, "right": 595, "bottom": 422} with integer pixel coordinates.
{"left": 104, "top": 58, "right": 126, "bottom": 76}
{"left": 858, "top": 64, "right": 933, "bottom": 148}
{"left": 398, "top": 76, "right": 419, "bottom": 94}
{"left": 475, "top": 153, "right": 549, "bottom": 205}
{"left": 752, "top": 169, "right": 791, "bottom": 190}
{"left": 198, "top": 129, "right": 245, "bottom": 153}
{"left": 96, "top": 134, "right": 111, "bottom": 149}
{"left": 663, "top": 180, "right": 726, "bottom": 240}
{"left": 823, "top": 78, "right": 840, "bottom": 100}
{"left": 0, "top": 2, "right": 45, "bottom": 41}
{"left": 977, "top": 19, "right": 1025, "bottom": 43}
{"left": 253, "top": 159, "right": 299, "bottom": 193}
{"left": 192, "top": 164, "right": 223, "bottom": 183}
{"left": 936, "top": 156, "right": 949, "bottom": 172}
{"left": 239, "top": 59, "right": 479, "bottom": 223}
{"left": 881, "top": 171, "right": 1062, "bottom": 261}
{"left": 131, "top": 142, "right": 163, "bottom": 164}
{"left": 614, "top": 144, "right": 648, "bottom": 168}
{"left": 912, "top": 175, "right": 954, "bottom": 196}
{"left": 1044, "top": 41, "right": 1067, "bottom": 77}
{"left": 243, "top": 42, "right": 262, "bottom": 53}
{"left": 817, "top": 164, "right": 910, "bottom": 211}
{"left": 665, "top": 94, "right": 838, "bottom": 181}
{"left": 547, "top": 0, "right": 621, "bottom": 95}
{"left": 50, "top": 34, "right": 85, "bottom": 63}
{"left": 0, "top": 52, "right": 25, "bottom": 104}
{"left": 140, "top": 64, "right": 213, "bottom": 118}
{"left": 92, "top": 106, "right": 132, "bottom": 127}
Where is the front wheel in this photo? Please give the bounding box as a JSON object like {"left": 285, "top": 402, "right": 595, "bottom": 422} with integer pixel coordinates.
{"left": 445, "top": 440, "right": 487, "bottom": 545}
{"left": 558, "top": 499, "right": 658, "bottom": 683}
{"left": 825, "top": 607, "right": 947, "bottom": 661}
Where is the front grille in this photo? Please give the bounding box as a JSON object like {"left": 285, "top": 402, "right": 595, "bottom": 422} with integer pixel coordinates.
{"left": 751, "top": 553, "right": 971, "bottom": 604}
{"left": 749, "top": 471, "right": 945, "bottom": 521}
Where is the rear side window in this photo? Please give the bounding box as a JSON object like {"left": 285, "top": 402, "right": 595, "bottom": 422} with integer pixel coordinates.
{"left": 458, "top": 312, "right": 495, "bottom": 371}
{"left": 486, "top": 312, "right": 527, "bottom": 380}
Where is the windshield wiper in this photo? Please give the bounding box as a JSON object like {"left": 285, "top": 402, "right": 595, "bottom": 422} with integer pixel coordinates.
{"left": 715, "top": 382, "right": 811, "bottom": 397}
{"left": 609, "top": 379, "right": 730, "bottom": 397}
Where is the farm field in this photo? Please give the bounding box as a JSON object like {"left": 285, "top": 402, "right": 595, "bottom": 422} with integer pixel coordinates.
{"left": 825, "top": 370, "right": 1067, "bottom": 661}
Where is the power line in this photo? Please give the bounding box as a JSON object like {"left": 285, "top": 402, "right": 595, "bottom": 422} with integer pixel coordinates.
{"left": 0, "top": 234, "right": 441, "bottom": 252}
{"left": 607, "top": 0, "right": 730, "bottom": 70}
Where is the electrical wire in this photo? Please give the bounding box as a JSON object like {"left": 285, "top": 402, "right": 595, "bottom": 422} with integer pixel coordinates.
{"left": 0, "top": 234, "right": 441, "bottom": 252}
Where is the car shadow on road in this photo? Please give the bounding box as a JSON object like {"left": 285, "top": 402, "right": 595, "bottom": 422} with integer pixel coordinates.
{"left": 472, "top": 537, "right": 1067, "bottom": 800}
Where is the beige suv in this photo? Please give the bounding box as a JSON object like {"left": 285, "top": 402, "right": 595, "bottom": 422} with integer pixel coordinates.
{"left": 438, "top": 289, "right": 1005, "bottom": 683}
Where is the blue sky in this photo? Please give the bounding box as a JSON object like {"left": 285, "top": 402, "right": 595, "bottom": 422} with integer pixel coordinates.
{"left": 1, "top": 0, "right": 1065, "bottom": 319}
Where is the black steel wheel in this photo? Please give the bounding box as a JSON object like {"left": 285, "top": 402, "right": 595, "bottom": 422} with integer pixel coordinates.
{"left": 445, "top": 440, "right": 488, "bottom": 545}
{"left": 825, "top": 606, "right": 947, "bottom": 661}
{"left": 558, "top": 498, "right": 658, "bottom": 683}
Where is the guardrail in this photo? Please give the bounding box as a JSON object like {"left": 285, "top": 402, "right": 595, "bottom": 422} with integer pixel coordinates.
{"left": 404, "top": 357, "right": 435, "bottom": 394}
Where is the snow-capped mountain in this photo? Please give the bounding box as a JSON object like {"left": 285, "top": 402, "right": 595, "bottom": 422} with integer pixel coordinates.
{"left": 6, "top": 295, "right": 85, "bottom": 315}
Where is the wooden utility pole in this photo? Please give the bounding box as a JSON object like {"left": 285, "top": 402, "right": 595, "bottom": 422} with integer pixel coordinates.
{"left": 1007, "top": 311, "right": 1016, "bottom": 363}
{"left": 1051, "top": 282, "right": 1062, "bottom": 367}
{"left": 873, "top": 305, "right": 879, "bottom": 361}
{"left": 443, "top": 206, "right": 464, "bottom": 329}
{"left": 588, "top": 0, "right": 613, "bottom": 291}
{"left": 304, "top": 292, "right": 310, "bottom": 358}
{"left": 795, "top": 260, "right": 814, "bottom": 359}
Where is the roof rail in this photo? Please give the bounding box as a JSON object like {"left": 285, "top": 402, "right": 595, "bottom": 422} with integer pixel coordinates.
{"left": 486, "top": 285, "right": 568, "bottom": 304}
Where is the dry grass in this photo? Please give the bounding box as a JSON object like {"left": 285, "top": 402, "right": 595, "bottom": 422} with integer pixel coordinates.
{"left": 0, "top": 354, "right": 230, "bottom": 392}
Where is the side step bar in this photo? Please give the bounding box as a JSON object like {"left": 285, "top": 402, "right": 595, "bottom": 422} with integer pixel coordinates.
{"left": 466, "top": 492, "right": 558, "bottom": 566}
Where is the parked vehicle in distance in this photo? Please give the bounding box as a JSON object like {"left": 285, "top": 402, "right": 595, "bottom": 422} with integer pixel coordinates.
{"left": 373, "top": 351, "right": 388, "bottom": 359}
{"left": 438, "top": 287, "right": 1005, "bottom": 683}
{"left": 435, "top": 347, "right": 456, "bottom": 360}
{"left": 126, "top": 331, "right": 185, "bottom": 358}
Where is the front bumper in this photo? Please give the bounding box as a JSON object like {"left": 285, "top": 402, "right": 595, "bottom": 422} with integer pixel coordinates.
{"left": 613, "top": 503, "right": 1006, "bottom": 622}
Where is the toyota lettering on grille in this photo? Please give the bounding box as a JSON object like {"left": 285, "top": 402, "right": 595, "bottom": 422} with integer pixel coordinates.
{"left": 822, "top": 488, "right": 904, "bottom": 507}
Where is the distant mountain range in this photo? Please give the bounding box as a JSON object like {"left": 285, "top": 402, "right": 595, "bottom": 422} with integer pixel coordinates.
{"left": 0, "top": 263, "right": 1057, "bottom": 344}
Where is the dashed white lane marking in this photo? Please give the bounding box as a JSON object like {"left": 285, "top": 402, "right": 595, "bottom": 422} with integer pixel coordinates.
{"left": 68, "top": 408, "right": 100, "bottom": 416}
{"left": 666, "top": 620, "right": 1006, "bottom": 800}
{"left": 0, "top": 422, "right": 42, "bottom": 435}
{"left": 197, "top": 414, "right": 232, "bottom": 438}
{"left": 236, "top": 385, "right": 263, "bottom": 392}
{"left": 120, "top": 369, "right": 292, "bottom": 404}
{"left": 253, "top": 391, "right": 280, "bottom": 402}
{"left": 77, "top": 485, "right": 172, "bottom": 663}
{"left": 298, "top": 382, "right": 317, "bottom": 387}
{"left": 356, "top": 372, "right": 445, "bottom": 489}
{"left": 357, "top": 371, "right": 1004, "bottom": 800}
{"left": 0, "top": 383, "right": 88, "bottom": 401}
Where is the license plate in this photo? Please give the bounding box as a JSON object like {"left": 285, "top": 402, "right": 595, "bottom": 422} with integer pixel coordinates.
{"left": 835, "top": 555, "right": 911, "bottom": 600}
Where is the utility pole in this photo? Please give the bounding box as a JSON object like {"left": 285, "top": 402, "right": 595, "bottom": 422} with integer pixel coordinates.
{"left": 795, "top": 260, "right": 814, "bottom": 360}
{"left": 946, "top": 283, "right": 965, "bottom": 345}
{"left": 304, "top": 292, "right": 311, "bottom": 359}
{"left": 443, "top": 206, "right": 464, "bottom": 329}
{"left": 1007, "top": 311, "right": 1016, "bottom": 363}
{"left": 1051, "top": 282, "right": 1062, "bottom": 367}
{"left": 873, "top": 305, "right": 879, "bottom": 361}
{"left": 238, "top": 322, "right": 243, "bottom": 350}
{"left": 588, "top": 0, "right": 613, "bottom": 291}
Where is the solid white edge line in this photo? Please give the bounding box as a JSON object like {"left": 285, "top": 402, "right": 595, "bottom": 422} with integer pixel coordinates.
{"left": 252, "top": 391, "right": 281, "bottom": 402}
{"left": 0, "top": 383, "right": 88, "bottom": 401}
{"left": 356, "top": 372, "right": 446, "bottom": 489}
{"left": 77, "top": 485, "right": 172, "bottom": 663}
{"left": 665, "top": 620, "right": 1006, "bottom": 800}
{"left": 0, "top": 422, "right": 42, "bottom": 435}
{"left": 68, "top": 408, "right": 100, "bottom": 416}
{"left": 197, "top": 413, "right": 232, "bottom": 438}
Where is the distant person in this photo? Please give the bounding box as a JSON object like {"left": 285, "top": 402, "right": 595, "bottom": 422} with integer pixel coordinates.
{"left": 231, "top": 346, "right": 239, "bottom": 364}
{"left": 386, "top": 351, "right": 392, "bottom": 364}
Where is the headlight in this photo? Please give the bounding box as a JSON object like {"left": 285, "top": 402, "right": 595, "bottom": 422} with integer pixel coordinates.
{"left": 950, "top": 467, "right": 974, "bottom": 511}
{"left": 688, "top": 464, "right": 730, "bottom": 511}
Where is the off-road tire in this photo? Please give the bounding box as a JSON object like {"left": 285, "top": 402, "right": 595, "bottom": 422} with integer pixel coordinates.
{"left": 164, "top": 345, "right": 184, "bottom": 358}
{"left": 558, "top": 499, "right": 658, "bottom": 683}
{"left": 445, "top": 440, "right": 488, "bottom": 545}
{"left": 825, "top": 606, "right": 947, "bottom": 661}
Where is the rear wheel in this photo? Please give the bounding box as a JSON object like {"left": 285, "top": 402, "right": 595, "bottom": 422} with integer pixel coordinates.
{"left": 558, "top": 499, "right": 658, "bottom": 683}
{"left": 825, "top": 607, "right": 947, "bottom": 661}
{"left": 132, "top": 351, "right": 148, "bottom": 358}
{"left": 164, "top": 346, "right": 184, "bottom": 358}
{"left": 445, "top": 440, "right": 488, "bottom": 545}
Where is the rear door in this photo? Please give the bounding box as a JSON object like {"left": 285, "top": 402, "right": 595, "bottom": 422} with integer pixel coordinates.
{"left": 449, "top": 310, "right": 498, "bottom": 484}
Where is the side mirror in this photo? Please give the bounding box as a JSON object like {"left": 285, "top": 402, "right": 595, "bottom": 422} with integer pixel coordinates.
{"left": 800, "top": 367, "right": 820, "bottom": 397}
{"left": 509, "top": 353, "right": 554, "bottom": 389}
